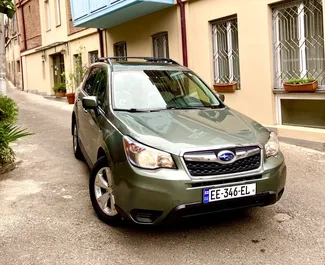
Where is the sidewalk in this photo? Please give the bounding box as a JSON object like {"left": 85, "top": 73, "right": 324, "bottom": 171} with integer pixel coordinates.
{"left": 6, "top": 80, "right": 74, "bottom": 112}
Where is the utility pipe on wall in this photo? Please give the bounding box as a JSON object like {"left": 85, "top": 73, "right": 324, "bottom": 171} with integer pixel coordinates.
{"left": 177, "top": 0, "right": 188, "bottom": 67}
{"left": 18, "top": 0, "right": 26, "bottom": 90}
{"left": 0, "top": 13, "right": 7, "bottom": 94}
{"left": 97, "top": 28, "right": 104, "bottom": 58}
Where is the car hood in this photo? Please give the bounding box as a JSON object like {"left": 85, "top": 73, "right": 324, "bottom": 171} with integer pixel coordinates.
{"left": 113, "top": 107, "right": 270, "bottom": 155}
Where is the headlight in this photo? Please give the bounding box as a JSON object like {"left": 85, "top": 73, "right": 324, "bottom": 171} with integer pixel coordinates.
{"left": 265, "top": 131, "right": 280, "bottom": 158}
{"left": 123, "top": 136, "right": 176, "bottom": 169}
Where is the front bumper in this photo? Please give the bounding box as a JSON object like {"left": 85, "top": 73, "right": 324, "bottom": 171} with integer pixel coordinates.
{"left": 112, "top": 152, "right": 287, "bottom": 225}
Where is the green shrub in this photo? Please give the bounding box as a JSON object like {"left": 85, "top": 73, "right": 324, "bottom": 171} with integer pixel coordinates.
{"left": 0, "top": 95, "right": 32, "bottom": 166}
{"left": 286, "top": 78, "right": 315, "bottom": 84}
{"left": 0, "top": 144, "right": 15, "bottom": 165}
{"left": 53, "top": 83, "right": 67, "bottom": 93}
{"left": 0, "top": 94, "right": 18, "bottom": 124}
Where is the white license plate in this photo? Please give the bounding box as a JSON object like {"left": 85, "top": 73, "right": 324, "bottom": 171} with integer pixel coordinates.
{"left": 203, "top": 183, "right": 256, "bottom": 203}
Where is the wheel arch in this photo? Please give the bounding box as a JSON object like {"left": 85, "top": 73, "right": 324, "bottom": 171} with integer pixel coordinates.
{"left": 97, "top": 147, "right": 107, "bottom": 160}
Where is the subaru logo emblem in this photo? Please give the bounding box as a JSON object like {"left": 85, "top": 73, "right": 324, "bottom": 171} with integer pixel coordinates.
{"left": 218, "top": 150, "right": 235, "bottom": 162}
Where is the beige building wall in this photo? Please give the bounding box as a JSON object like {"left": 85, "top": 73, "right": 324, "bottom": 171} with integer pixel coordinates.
{"left": 186, "top": 0, "right": 325, "bottom": 128}
{"left": 21, "top": 31, "right": 99, "bottom": 96}
{"left": 105, "top": 6, "right": 182, "bottom": 62}
{"left": 21, "top": 0, "right": 99, "bottom": 96}
{"left": 22, "top": 51, "right": 47, "bottom": 94}
{"left": 39, "top": 0, "right": 69, "bottom": 45}
{"left": 69, "top": 32, "right": 100, "bottom": 65}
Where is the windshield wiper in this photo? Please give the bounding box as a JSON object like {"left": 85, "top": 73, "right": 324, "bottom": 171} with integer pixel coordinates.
{"left": 113, "top": 105, "right": 223, "bottom": 112}
{"left": 166, "top": 106, "right": 222, "bottom": 110}
{"left": 113, "top": 108, "right": 167, "bottom": 113}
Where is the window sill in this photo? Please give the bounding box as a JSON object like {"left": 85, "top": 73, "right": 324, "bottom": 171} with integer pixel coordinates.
{"left": 273, "top": 88, "right": 325, "bottom": 94}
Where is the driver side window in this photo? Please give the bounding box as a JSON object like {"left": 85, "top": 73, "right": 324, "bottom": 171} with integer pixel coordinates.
{"left": 92, "top": 67, "right": 108, "bottom": 109}
{"left": 83, "top": 67, "right": 99, "bottom": 95}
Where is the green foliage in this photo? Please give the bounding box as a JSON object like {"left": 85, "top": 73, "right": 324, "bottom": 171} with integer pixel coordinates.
{"left": 0, "top": 124, "right": 32, "bottom": 165}
{"left": 0, "top": 0, "right": 16, "bottom": 10}
{"left": 0, "top": 124, "right": 32, "bottom": 146}
{"left": 0, "top": 94, "right": 32, "bottom": 166}
{"left": 52, "top": 83, "right": 67, "bottom": 93}
{"left": 0, "top": 145, "right": 14, "bottom": 165}
{"left": 0, "top": 94, "right": 18, "bottom": 124}
{"left": 286, "top": 78, "right": 315, "bottom": 84}
{"left": 62, "top": 45, "right": 89, "bottom": 93}
{"left": 0, "top": 0, "right": 16, "bottom": 18}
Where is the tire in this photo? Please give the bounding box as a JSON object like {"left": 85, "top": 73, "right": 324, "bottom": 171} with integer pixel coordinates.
{"left": 72, "top": 121, "right": 84, "bottom": 160}
{"left": 89, "top": 156, "right": 122, "bottom": 226}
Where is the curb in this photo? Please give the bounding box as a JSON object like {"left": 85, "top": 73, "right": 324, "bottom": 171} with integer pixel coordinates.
{"left": 44, "top": 96, "right": 68, "bottom": 103}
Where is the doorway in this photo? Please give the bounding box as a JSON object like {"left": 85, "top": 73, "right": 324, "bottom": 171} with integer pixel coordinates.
{"left": 52, "top": 53, "right": 65, "bottom": 84}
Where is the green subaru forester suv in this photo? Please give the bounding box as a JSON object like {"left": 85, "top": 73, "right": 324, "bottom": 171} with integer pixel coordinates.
{"left": 71, "top": 57, "right": 286, "bottom": 226}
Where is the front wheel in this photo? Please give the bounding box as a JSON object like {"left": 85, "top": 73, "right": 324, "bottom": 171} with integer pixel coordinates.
{"left": 72, "top": 122, "right": 84, "bottom": 160}
{"left": 89, "top": 156, "right": 122, "bottom": 226}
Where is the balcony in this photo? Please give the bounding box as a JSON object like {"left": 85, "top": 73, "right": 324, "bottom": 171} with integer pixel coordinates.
{"left": 70, "top": 0, "right": 175, "bottom": 29}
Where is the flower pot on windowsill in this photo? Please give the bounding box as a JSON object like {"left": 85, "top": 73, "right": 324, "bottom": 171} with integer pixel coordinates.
{"left": 283, "top": 79, "right": 318, "bottom": 92}
{"left": 66, "top": 93, "right": 75, "bottom": 104}
{"left": 213, "top": 82, "right": 237, "bottom": 93}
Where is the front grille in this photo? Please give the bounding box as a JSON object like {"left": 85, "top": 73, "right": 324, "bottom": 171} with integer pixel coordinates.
{"left": 184, "top": 151, "right": 261, "bottom": 177}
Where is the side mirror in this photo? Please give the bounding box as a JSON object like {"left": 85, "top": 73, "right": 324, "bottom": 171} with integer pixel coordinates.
{"left": 82, "top": 96, "right": 98, "bottom": 109}
{"left": 218, "top": 94, "right": 225, "bottom": 102}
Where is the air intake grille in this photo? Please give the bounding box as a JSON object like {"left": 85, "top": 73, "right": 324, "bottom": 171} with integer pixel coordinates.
{"left": 184, "top": 147, "right": 261, "bottom": 177}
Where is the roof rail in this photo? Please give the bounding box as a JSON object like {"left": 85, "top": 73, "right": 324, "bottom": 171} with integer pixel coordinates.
{"left": 95, "top": 56, "right": 180, "bottom": 66}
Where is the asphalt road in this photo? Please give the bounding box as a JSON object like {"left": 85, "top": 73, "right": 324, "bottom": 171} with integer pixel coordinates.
{"left": 1, "top": 87, "right": 325, "bottom": 265}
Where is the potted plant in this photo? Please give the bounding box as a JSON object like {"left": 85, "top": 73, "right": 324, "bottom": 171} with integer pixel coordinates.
{"left": 62, "top": 46, "right": 88, "bottom": 104}
{"left": 213, "top": 82, "right": 238, "bottom": 93}
{"left": 52, "top": 83, "right": 66, "bottom": 98}
{"left": 283, "top": 78, "right": 318, "bottom": 92}
{"left": 62, "top": 72, "right": 76, "bottom": 104}
{"left": 0, "top": 0, "right": 16, "bottom": 19}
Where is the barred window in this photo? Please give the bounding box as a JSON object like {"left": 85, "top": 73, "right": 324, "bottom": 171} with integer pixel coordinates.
{"left": 212, "top": 17, "right": 241, "bottom": 87}
{"left": 114, "top": 41, "right": 127, "bottom": 61}
{"left": 273, "top": 0, "right": 325, "bottom": 88}
{"left": 152, "top": 32, "right": 169, "bottom": 58}
{"left": 88, "top": 50, "right": 99, "bottom": 64}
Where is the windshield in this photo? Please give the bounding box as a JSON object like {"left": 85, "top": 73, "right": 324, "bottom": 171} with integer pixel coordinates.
{"left": 112, "top": 70, "right": 221, "bottom": 110}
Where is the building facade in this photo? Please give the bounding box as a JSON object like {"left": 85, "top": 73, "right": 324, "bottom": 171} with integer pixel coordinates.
{"left": 5, "top": 12, "right": 22, "bottom": 89}
{"left": 69, "top": 0, "right": 325, "bottom": 145}
{"left": 15, "top": 0, "right": 101, "bottom": 96}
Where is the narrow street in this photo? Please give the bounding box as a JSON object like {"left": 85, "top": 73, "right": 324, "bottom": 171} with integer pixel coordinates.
{"left": 1, "top": 87, "right": 325, "bottom": 265}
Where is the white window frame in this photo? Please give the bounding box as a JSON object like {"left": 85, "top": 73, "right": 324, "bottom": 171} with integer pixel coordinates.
{"left": 55, "top": 0, "right": 61, "bottom": 26}
{"left": 275, "top": 93, "right": 325, "bottom": 125}
{"left": 44, "top": 0, "right": 51, "bottom": 31}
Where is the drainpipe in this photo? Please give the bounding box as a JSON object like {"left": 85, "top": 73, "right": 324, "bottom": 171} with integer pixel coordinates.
{"left": 97, "top": 28, "right": 104, "bottom": 57}
{"left": 177, "top": 0, "right": 188, "bottom": 67}
{"left": 18, "top": 0, "right": 26, "bottom": 90}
